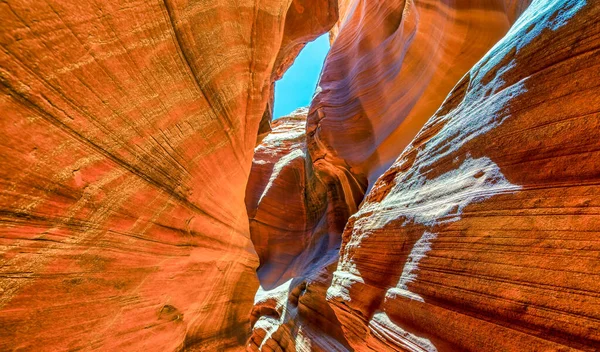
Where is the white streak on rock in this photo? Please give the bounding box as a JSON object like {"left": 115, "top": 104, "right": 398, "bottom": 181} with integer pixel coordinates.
{"left": 393, "top": 231, "right": 437, "bottom": 302}
{"left": 371, "top": 311, "right": 438, "bottom": 352}
{"left": 257, "top": 149, "right": 304, "bottom": 206}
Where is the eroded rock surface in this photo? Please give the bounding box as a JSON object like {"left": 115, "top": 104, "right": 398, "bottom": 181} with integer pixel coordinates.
{"left": 312, "top": 0, "right": 533, "bottom": 187}
{"left": 2, "top": 0, "right": 599, "bottom": 350}
{"left": 244, "top": 0, "right": 565, "bottom": 350}
{"left": 246, "top": 110, "right": 354, "bottom": 351}
{"left": 0, "top": 0, "right": 336, "bottom": 350}
{"left": 328, "top": 0, "right": 600, "bottom": 350}
{"left": 246, "top": 0, "right": 600, "bottom": 351}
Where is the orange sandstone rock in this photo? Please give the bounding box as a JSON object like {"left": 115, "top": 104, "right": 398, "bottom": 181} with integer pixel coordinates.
{"left": 247, "top": 0, "right": 600, "bottom": 351}
{"left": 312, "top": 0, "right": 532, "bottom": 188}
{"left": 246, "top": 110, "right": 354, "bottom": 351}
{"left": 0, "top": 0, "right": 336, "bottom": 350}
{"left": 328, "top": 0, "right": 600, "bottom": 350}
{"left": 245, "top": 0, "right": 544, "bottom": 350}
{"left": 2, "top": 0, "right": 599, "bottom": 350}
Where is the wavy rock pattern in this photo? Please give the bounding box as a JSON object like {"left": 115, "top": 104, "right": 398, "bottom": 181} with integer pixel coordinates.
{"left": 246, "top": 110, "right": 354, "bottom": 351}
{"left": 312, "top": 0, "right": 532, "bottom": 187}
{"left": 246, "top": 0, "right": 561, "bottom": 350}
{"left": 328, "top": 0, "right": 600, "bottom": 350}
{"left": 0, "top": 0, "right": 336, "bottom": 350}
{"left": 2, "top": 0, "right": 599, "bottom": 350}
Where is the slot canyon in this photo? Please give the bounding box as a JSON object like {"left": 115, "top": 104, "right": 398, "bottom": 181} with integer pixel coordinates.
{"left": 1, "top": 0, "right": 599, "bottom": 351}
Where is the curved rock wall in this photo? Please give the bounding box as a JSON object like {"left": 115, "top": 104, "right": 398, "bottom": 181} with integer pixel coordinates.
{"left": 0, "top": 0, "right": 336, "bottom": 350}
{"left": 311, "top": 0, "right": 531, "bottom": 187}
{"left": 245, "top": 0, "right": 533, "bottom": 350}
{"left": 246, "top": 0, "right": 600, "bottom": 351}
{"left": 328, "top": 0, "right": 600, "bottom": 350}
{"left": 2, "top": 0, "right": 599, "bottom": 350}
{"left": 246, "top": 110, "right": 354, "bottom": 351}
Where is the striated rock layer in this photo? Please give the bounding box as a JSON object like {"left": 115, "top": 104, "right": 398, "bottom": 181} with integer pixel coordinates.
{"left": 246, "top": 0, "right": 600, "bottom": 351}
{"left": 0, "top": 0, "right": 336, "bottom": 350}
{"left": 246, "top": 0, "right": 537, "bottom": 350}
{"left": 328, "top": 0, "right": 600, "bottom": 350}
{"left": 2, "top": 0, "right": 600, "bottom": 350}
{"left": 246, "top": 110, "right": 356, "bottom": 351}
{"left": 313, "top": 0, "right": 533, "bottom": 187}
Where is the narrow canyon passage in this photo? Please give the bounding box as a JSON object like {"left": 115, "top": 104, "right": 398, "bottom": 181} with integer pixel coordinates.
{"left": 1, "top": 0, "right": 600, "bottom": 351}
{"left": 245, "top": 0, "right": 600, "bottom": 350}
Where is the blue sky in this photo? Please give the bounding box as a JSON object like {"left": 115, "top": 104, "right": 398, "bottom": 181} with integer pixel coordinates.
{"left": 273, "top": 34, "right": 330, "bottom": 119}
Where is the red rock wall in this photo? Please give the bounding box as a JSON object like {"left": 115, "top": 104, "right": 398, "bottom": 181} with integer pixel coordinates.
{"left": 3, "top": 0, "right": 599, "bottom": 350}
{"left": 328, "top": 0, "right": 600, "bottom": 350}
{"left": 0, "top": 0, "right": 336, "bottom": 350}
{"left": 311, "top": 0, "right": 531, "bottom": 187}
{"left": 246, "top": 110, "right": 355, "bottom": 351}
{"left": 245, "top": 0, "right": 534, "bottom": 350}
{"left": 246, "top": 0, "right": 600, "bottom": 351}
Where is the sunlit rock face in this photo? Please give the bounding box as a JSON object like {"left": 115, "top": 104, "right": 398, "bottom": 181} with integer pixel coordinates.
{"left": 328, "top": 0, "right": 600, "bottom": 350}
{"left": 245, "top": 110, "right": 355, "bottom": 351}
{"left": 0, "top": 0, "right": 336, "bottom": 350}
{"left": 246, "top": 0, "right": 600, "bottom": 351}
{"left": 2, "top": 0, "right": 599, "bottom": 350}
{"left": 245, "top": 0, "right": 550, "bottom": 350}
{"left": 312, "top": 0, "right": 533, "bottom": 187}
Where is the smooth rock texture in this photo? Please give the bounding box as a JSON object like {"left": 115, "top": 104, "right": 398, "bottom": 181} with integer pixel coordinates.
{"left": 246, "top": 0, "right": 561, "bottom": 350}
{"left": 312, "top": 0, "right": 533, "bottom": 188}
{"left": 328, "top": 0, "right": 600, "bottom": 350}
{"left": 0, "top": 0, "right": 336, "bottom": 350}
{"left": 246, "top": 110, "right": 354, "bottom": 351}
{"left": 2, "top": 0, "right": 599, "bottom": 350}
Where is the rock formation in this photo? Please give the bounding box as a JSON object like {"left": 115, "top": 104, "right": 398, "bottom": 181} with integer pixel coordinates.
{"left": 0, "top": 0, "right": 336, "bottom": 350}
{"left": 247, "top": 0, "right": 600, "bottom": 351}
{"left": 1, "top": 0, "right": 600, "bottom": 351}
{"left": 328, "top": 0, "right": 600, "bottom": 349}
{"left": 316, "top": 0, "right": 533, "bottom": 187}
{"left": 246, "top": 109, "right": 355, "bottom": 351}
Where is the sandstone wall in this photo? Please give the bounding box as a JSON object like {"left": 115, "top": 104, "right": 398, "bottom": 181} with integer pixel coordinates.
{"left": 2, "top": 0, "right": 599, "bottom": 350}
{"left": 0, "top": 0, "right": 336, "bottom": 350}
{"left": 328, "top": 0, "right": 600, "bottom": 350}
{"left": 246, "top": 0, "right": 600, "bottom": 351}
